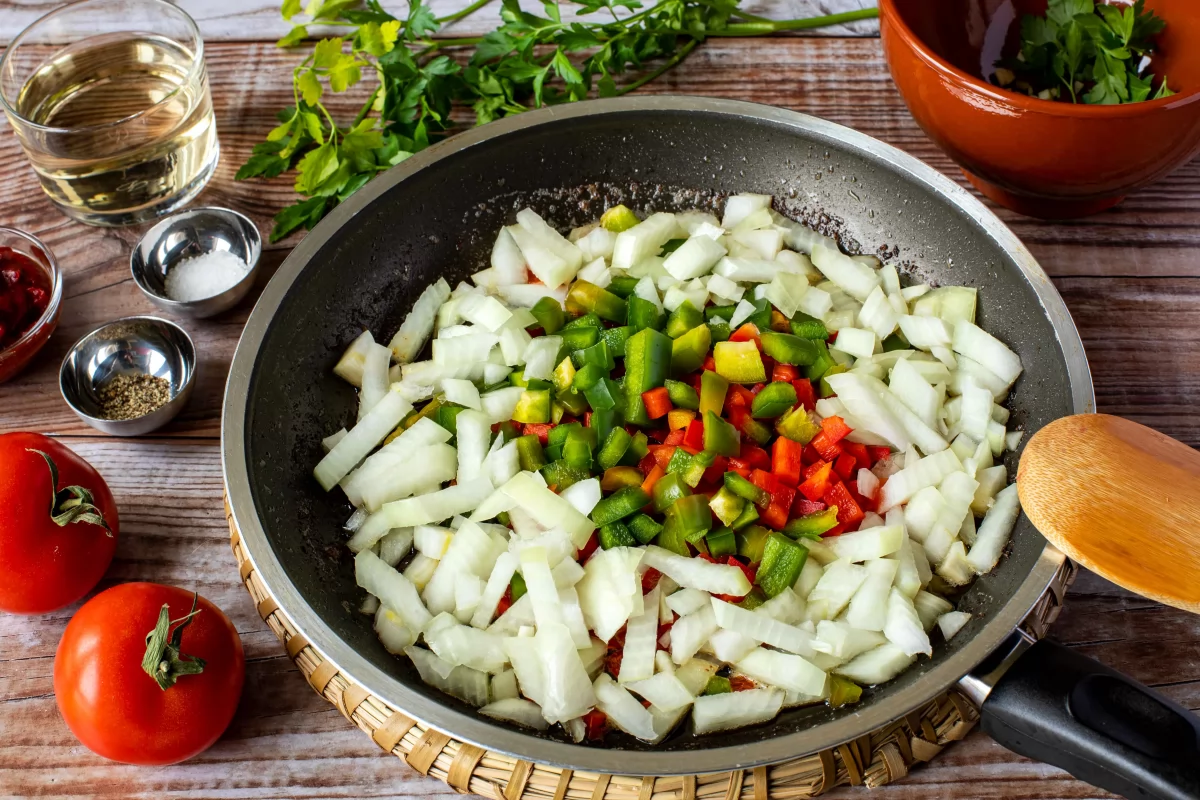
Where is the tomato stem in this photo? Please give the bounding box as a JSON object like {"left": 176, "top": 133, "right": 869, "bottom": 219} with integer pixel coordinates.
{"left": 28, "top": 448, "right": 113, "bottom": 536}
{"left": 141, "top": 593, "right": 207, "bottom": 690}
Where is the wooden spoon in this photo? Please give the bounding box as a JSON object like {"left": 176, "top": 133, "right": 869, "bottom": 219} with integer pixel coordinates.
{"left": 1018, "top": 414, "right": 1200, "bottom": 614}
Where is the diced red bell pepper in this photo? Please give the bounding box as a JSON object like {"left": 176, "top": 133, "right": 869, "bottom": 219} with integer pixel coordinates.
{"left": 579, "top": 532, "right": 601, "bottom": 563}
{"left": 703, "top": 455, "right": 728, "bottom": 486}
{"left": 682, "top": 419, "right": 705, "bottom": 452}
{"left": 771, "top": 436, "right": 805, "bottom": 488}
{"left": 799, "top": 461, "right": 834, "bottom": 502}
{"left": 802, "top": 443, "right": 822, "bottom": 465}
{"left": 522, "top": 422, "right": 555, "bottom": 445}
{"left": 729, "top": 323, "right": 762, "bottom": 349}
{"left": 842, "top": 441, "right": 870, "bottom": 471}
{"left": 848, "top": 479, "right": 876, "bottom": 514}
{"left": 641, "top": 567, "right": 663, "bottom": 594}
{"left": 583, "top": 411, "right": 592, "bottom": 428}
{"left": 638, "top": 452, "right": 657, "bottom": 475}
{"left": 792, "top": 379, "right": 816, "bottom": 412}
{"left": 810, "top": 430, "right": 844, "bottom": 462}
{"left": 739, "top": 442, "right": 771, "bottom": 470}
{"left": 802, "top": 459, "right": 829, "bottom": 480}
{"left": 833, "top": 453, "right": 857, "bottom": 481}
{"left": 823, "top": 480, "right": 864, "bottom": 528}
{"left": 726, "top": 457, "right": 753, "bottom": 478}
{"left": 729, "top": 675, "right": 758, "bottom": 692}
{"left": 772, "top": 363, "right": 799, "bottom": 383}
{"left": 820, "top": 415, "right": 853, "bottom": 444}
{"left": 823, "top": 522, "right": 848, "bottom": 537}
{"left": 750, "top": 383, "right": 765, "bottom": 396}
{"left": 641, "top": 465, "right": 666, "bottom": 495}
{"left": 728, "top": 384, "right": 755, "bottom": 408}
{"left": 692, "top": 374, "right": 704, "bottom": 394}
{"left": 495, "top": 585, "right": 514, "bottom": 618}
{"left": 646, "top": 427, "right": 669, "bottom": 443}
{"left": 750, "top": 469, "right": 796, "bottom": 529}
{"left": 663, "top": 428, "right": 686, "bottom": 446}
{"left": 642, "top": 386, "right": 672, "bottom": 420}
{"left": 868, "top": 445, "right": 892, "bottom": 464}
{"left": 827, "top": 330, "right": 838, "bottom": 345}
{"left": 702, "top": 355, "right": 716, "bottom": 372}
{"left": 792, "top": 496, "right": 827, "bottom": 516}
{"left": 648, "top": 444, "right": 677, "bottom": 469}
{"left": 714, "top": 556, "right": 757, "bottom": 600}
{"left": 761, "top": 499, "right": 790, "bottom": 530}
{"left": 583, "top": 709, "right": 609, "bottom": 741}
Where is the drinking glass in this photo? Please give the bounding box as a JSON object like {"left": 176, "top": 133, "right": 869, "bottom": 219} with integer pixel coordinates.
{"left": 0, "top": 0, "right": 219, "bottom": 226}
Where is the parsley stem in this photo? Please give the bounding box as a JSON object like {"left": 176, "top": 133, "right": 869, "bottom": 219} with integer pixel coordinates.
{"left": 353, "top": 87, "right": 380, "bottom": 127}
{"left": 436, "top": 0, "right": 492, "bottom": 26}
{"left": 717, "top": 7, "right": 878, "bottom": 35}
{"left": 617, "top": 37, "right": 698, "bottom": 96}
{"left": 427, "top": 36, "right": 487, "bottom": 49}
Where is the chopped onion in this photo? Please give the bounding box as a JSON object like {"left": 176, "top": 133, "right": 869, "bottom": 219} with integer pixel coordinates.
{"left": 642, "top": 546, "right": 752, "bottom": 596}
{"left": 423, "top": 519, "right": 501, "bottom": 614}
{"left": 633, "top": 276, "right": 663, "bottom": 312}
{"left": 479, "top": 386, "right": 524, "bottom": 424}
{"left": 322, "top": 428, "right": 348, "bottom": 453}
{"left": 558, "top": 586, "right": 592, "bottom": 648}
{"left": 897, "top": 315, "right": 952, "bottom": 351}
{"left": 888, "top": 358, "right": 939, "bottom": 428}
{"left": 491, "top": 594, "right": 536, "bottom": 636}
{"left": 433, "top": 332, "right": 499, "bottom": 367}
{"left": 706, "top": 273, "right": 744, "bottom": 304}
{"left": 578, "top": 227, "right": 617, "bottom": 262}
{"left": 665, "top": 588, "right": 711, "bottom": 617}
{"left": 491, "top": 669, "right": 520, "bottom": 701}
{"left": 811, "top": 239, "right": 881, "bottom": 302}
{"left": 764, "top": 272, "right": 809, "bottom": 318}
{"left": 845, "top": 558, "right": 899, "bottom": 632}
{"left": 707, "top": 628, "right": 759, "bottom": 663}
{"left": 496, "top": 282, "right": 567, "bottom": 308}
{"left": 952, "top": 321, "right": 1022, "bottom": 385}
{"left": 972, "top": 465, "right": 1007, "bottom": 514}
{"left": 594, "top": 673, "right": 657, "bottom": 740}
{"left": 835, "top": 643, "right": 916, "bottom": 685}
{"left": 471, "top": 552, "right": 519, "bottom": 629}
{"left": 877, "top": 448, "right": 962, "bottom": 512}
{"left": 406, "top": 645, "right": 489, "bottom": 706}
{"left": 736, "top": 648, "right": 827, "bottom": 697}
{"left": 663, "top": 233, "right": 727, "bottom": 281}
{"left": 508, "top": 527, "right": 575, "bottom": 568}
{"left": 913, "top": 590, "right": 954, "bottom": 631}
{"left": 389, "top": 278, "right": 451, "bottom": 363}
{"left": 732, "top": 228, "right": 783, "bottom": 260}
{"left": 334, "top": 330, "right": 375, "bottom": 387}
{"left": 459, "top": 294, "right": 514, "bottom": 332}
{"left": 521, "top": 546, "right": 565, "bottom": 629}
{"left": 509, "top": 226, "right": 575, "bottom": 290}
{"left": 559, "top": 478, "right": 602, "bottom": 518}
{"left": 831, "top": 327, "right": 877, "bottom": 360}
{"left": 937, "top": 541, "right": 974, "bottom": 586}
{"left": 358, "top": 342, "right": 393, "bottom": 422}
{"left": 404, "top": 553, "right": 439, "bottom": 590}
{"left": 891, "top": 533, "right": 923, "bottom": 599}
{"left": 627, "top": 671, "right": 694, "bottom": 712}
{"left": 379, "top": 527, "right": 414, "bottom": 567}
{"left": 359, "top": 477, "right": 494, "bottom": 543}
{"left": 729, "top": 298, "right": 757, "bottom": 328}
{"left": 823, "top": 373, "right": 911, "bottom": 451}
{"left": 856, "top": 468, "right": 880, "bottom": 500}
{"left": 814, "top": 620, "right": 885, "bottom": 660}
{"left": 355, "top": 549, "right": 432, "bottom": 633}
{"left": 612, "top": 212, "right": 678, "bottom": 270}
{"left": 618, "top": 587, "right": 660, "bottom": 684}
{"left": 828, "top": 524, "right": 904, "bottom": 562}
{"left": 577, "top": 546, "right": 645, "bottom": 642}
{"left": 797, "top": 284, "right": 833, "bottom": 319}
{"left": 315, "top": 391, "right": 413, "bottom": 491}
{"left": 415, "top": 525, "right": 455, "bottom": 559}
{"left": 692, "top": 688, "right": 784, "bottom": 734}
{"left": 490, "top": 227, "right": 528, "bottom": 285}
{"left": 967, "top": 483, "right": 1020, "bottom": 574}
{"left": 374, "top": 605, "right": 416, "bottom": 653}
{"left": 521, "top": 335, "right": 563, "bottom": 381}
{"left": 671, "top": 605, "right": 719, "bottom": 664}
{"left": 805, "top": 559, "right": 868, "bottom": 622}
{"left": 712, "top": 598, "right": 818, "bottom": 656}
{"left": 455, "top": 573, "right": 485, "bottom": 622}
{"left": 481, "top": 698, "right": 549, "bottom": 730}
{"left": 483, "top": 439, "right": 520, "bottom": 488}
{"left": 425, "top": 614, "right": 508, "bottom": 672}
{"left": 442, "top": 378, "right": 482, "bottom": 411}
{"left": 937, "top": 611, "right": 971, "bottom": 641}
{"left": 535, "top": 622, "right": 597, "bottom": 724}
{"left": 502, "top": 472, "right": 595, "bottom": 548}
{"left": 959, "top": 376, "right": 993, "bottom": 442}
{"left": 722, "top": 194, "right": 771, "bottom": 228}
{"left": 713, "top": 257, "right": 782, "bottom": 284}
{"left": 883, "top": 588, "right": 931, "bottom": 656}
{"left": 793, "top": 558, "right": 824, "bottom": 600}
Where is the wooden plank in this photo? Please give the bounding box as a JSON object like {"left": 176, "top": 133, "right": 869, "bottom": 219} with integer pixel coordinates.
{"left": 0, "top": 0, "right": 880, "bottom": 44}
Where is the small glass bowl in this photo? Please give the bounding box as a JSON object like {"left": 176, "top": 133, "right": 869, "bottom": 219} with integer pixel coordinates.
{"left": 0, "top": 227, "right": 63, "bottom": 384}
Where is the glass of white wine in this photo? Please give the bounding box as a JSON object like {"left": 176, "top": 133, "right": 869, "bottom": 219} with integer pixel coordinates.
{"left": 0, "top": 0, "right": 218, "bottom": 226}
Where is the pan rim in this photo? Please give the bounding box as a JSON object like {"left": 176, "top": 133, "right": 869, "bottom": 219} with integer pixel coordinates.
{"left": 222, "top": 95, "right": 1094, "bottom": 775}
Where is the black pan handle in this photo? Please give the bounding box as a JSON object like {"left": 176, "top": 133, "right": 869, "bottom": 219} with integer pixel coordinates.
{"left": 978, "top": 638, "right": 1200, "bottom": 800}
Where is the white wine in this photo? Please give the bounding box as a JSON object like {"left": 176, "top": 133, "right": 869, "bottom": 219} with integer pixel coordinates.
{"left": 12, "top": 33, "right": 217, "bottom": 225}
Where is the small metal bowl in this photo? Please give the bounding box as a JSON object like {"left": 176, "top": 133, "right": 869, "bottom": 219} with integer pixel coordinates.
{"left": 131, "top": 206, "right": 263, "bottom": 319}
{"left": 60, "top": 316, "right": 196, "bottom": 436}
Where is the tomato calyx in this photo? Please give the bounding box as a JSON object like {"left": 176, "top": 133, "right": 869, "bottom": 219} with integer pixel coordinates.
{"left": 141, "top": 593, "right": 207, "bottom": 690}
{"left": 29, "top": 448, "right": 113, "bottom": 536}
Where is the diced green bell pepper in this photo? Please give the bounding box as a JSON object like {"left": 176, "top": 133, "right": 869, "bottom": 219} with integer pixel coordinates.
{"left": 516, "top": 434, "right": 547, "bottom": 471}
{"left": 790, "top": 311, "right": 829, "bottom": 341}
{"left": 541, "top": 459, "right": 590, "bottom": 489}
{"left": 735, "top": 524, "right": 771, "bottom": 563}
{"left": 597, "top": 427, "right": 632, "bottom": 470}
{"left": 820, "top": 364, "right": 848, "bottom": 398}
{"left": 508, "top": 368, "right": 529, "bottom": 388}
{"left": 703, "top": 410, "right": 741, "bottom": 457}
{"left": 598, "top": 521, "right": 637, "bottom": 549}
{"left": 564, "top": 312, "right": 603, "bottom": 330}
{"left": 591, "top": 486, "right": 651, "bottom": 526}
{"left": 776, "top": 406, "right": 820, "bottom": 444}
{"left": 607, "top": 275, "right": 640, "bottom": 298}
{"left": 601, "top": 466, "right": 644, "bottom": 490}
{"left": 705, "top": 304, "right": 736, "bottom": 322}
{"left": 756, "top": 532, "right": 809, "bottom": 598}
{"left": 530, "top": 297, "right": 565, "bottom": 334}
{"left": 627, "top": 296, "right": 663, "bottom": 333}
{"left": 881, "top": 332, "right": 908, "bottom": 352}
{"left": 783, "top": 507, "right": 840, "bottom": 539}
{"left": 737, "top": 587, "right": 767, "bottom": 609}
{"left": 703, "top": 675, "right": 732, "bottom": 695}
{"left": 828, "top": 676, "right": 863, "bottom": 708}
{"left": 709, "top": 486, "right": 746, "bottom": 527}
{"left": 660, "top": 237, "right": 687, "bottom": 255}
{"left": 668, "top": 493, "right": 713, "bottom": 544}
{"left": 544, "top": 444, "right": 563, "bottom": 462}
{"left": 628, "top": 431, "right": 650, "bottom": 462}
{"left": 572, "top": 339, "right": 614, "bottom": 371}
{"left": 552, "top": 357, "right": 577, "bottom": 393}
{"left": 667, "top": 448, "right": 715, "bottom": 488}
{"left": 652, "top": 471, "right": 691, "bottom": 512}
{"left": 699, "top": 370, "right": 729, "bottom": 419}
{"left": 751, "top": 382, "right": 797, "bottom": 419}
{"left": 628, "top": 513, "right": 664, "bottom": 545}
{"left": 713, "top": 340, "right": 766, "bottom": 384}
{"left": 665, "top": 379, "right": 700, "bottom": 410}
{"left": 602, "top": 325, "right": 633, "bottom": 358}
{"left": 549, "top": 422, "right": 580, "bottom": 448}
{"left": 568, "top": 280, "right": 627, "bottom": 323}
{"left": 562, "top": 427, "right": 595, "bottom": 470}
{"left": 730, "top": 502, "right": 759, "bottom": 530}
{"left": 665, "top": 301, "right": 705, "bottom": 339}
{"left": 760, "top": 331, "right": 820, "bottom": 366}
{"left": 591, "top": 406, "right": 619, "bottom": 448}
{"left": 496, "top": 420, "right": 522, "bottom": 441}
{"left": 724, "top": 471, "right": 770, "bottom": 508}
{"left": 556, "top": 387, "right": 588, "bottom": 416}
{"left": 706, "top": 526, "right": 738, "bottom": 558}
{"left": 654, "top": 518, "right": 691, "bottom": 556}
{"left": 622, "top": 328, "right": 672, "bottom": 426}
{"left": 805, "top": 340, "right": 835, "bottom": 381}
{"left": 560, "top": 325, "right": 600, "bottom": 352}
{"left": 707, "top": 319, "right": 731, "bottom": 343}
{"left": 435, "top": 402, "right": 466, "bottom": 435}
{"left": 737, "top": 415, "right": 772, "bottom": 446}
{"left": 510, "top": 573, "right": 527, "bottom": 601}
{"left": 583, "top": 376, "right": 621, "bottom": 412}
{"left": 601, "top": 204, "right": 640, "bottom": 232}
{"left": 747, "top": 297, "right": 772, "bottom": 330}
{"left": 573, "top": 363, "right": 605, "bottom": 392}
{"left": 671, "top": 325, "right": 711, "bottom": 376}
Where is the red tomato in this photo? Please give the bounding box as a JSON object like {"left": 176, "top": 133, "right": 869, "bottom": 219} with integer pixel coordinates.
{"left": 0, "top": 432, "right": 119, "bottom": 614}
{"left": 55, "top": 583, "right": 244, "bottom": 765}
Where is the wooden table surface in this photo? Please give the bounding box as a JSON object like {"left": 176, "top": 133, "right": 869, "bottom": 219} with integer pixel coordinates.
{"left": 2, "top": 2, "right": 1199, "bottom": 798}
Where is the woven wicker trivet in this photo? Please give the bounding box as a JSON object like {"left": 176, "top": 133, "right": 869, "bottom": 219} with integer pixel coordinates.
{"left": 226, "top": 500, "right": 1076, "bottom": 798}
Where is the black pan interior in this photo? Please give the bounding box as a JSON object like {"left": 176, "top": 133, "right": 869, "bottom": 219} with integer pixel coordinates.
{"left": 241, "top": 108, "right": 1075, "bottom": 751}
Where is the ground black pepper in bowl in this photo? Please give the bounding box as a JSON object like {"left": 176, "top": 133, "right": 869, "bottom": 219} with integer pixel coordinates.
{"left": 97, "top": 373, "right": 171, "bottom": 420}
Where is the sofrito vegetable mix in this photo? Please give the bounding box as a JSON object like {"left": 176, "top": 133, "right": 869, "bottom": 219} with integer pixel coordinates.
{"left": 314, "top": 194, "right": 1027, "bottom": 743}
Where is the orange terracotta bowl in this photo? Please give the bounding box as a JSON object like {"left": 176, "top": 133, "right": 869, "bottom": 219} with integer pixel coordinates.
{"left": 879, "top": 0, "right": 1200, "bottom": 218}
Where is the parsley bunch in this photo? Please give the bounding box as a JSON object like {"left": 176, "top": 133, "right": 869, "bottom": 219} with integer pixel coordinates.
{"left": 236, "top": 0, "right": 878, "bottom": 242}
{"left": 993, "top": 0, "right": 1172, "bottom": 105}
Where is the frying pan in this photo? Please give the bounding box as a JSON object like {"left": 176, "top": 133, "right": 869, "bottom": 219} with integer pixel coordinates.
{"left": 222, "top": 97, "right": 1200, "bottom": 799}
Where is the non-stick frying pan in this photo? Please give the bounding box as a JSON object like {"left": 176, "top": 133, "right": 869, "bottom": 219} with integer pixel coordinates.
{"left": 222, "top": 97, "right": 1200, "bottom": 799}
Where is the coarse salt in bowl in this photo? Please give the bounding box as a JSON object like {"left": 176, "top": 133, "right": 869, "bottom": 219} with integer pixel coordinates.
{"left": 165, "top": 250, "right": 251, "bottom": 302}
